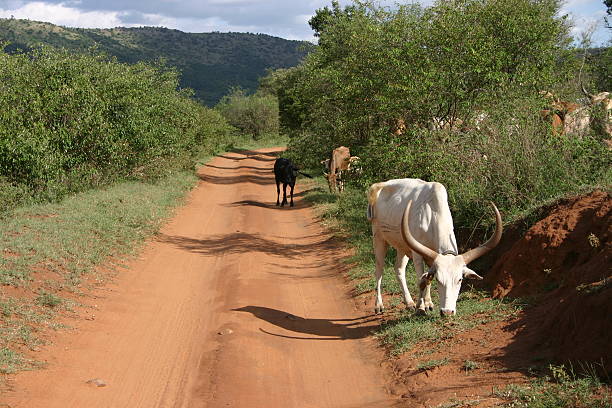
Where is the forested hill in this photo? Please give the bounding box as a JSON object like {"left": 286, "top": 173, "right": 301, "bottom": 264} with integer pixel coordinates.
{"left": 0, "top": 18, "right": 312, "bottom": 105}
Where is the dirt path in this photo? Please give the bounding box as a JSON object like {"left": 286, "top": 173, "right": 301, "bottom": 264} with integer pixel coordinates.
{"left": 3, "top": 148, "right": 398, "bottom": 408}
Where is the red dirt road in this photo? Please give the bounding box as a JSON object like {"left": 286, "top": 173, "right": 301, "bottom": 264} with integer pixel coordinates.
{"left": 3, "top": 148, "right": 398, "bottom": 408}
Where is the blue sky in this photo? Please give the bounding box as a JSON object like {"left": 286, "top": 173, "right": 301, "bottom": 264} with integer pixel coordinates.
{"left": 0, "top": 0, "right": 609, "bottom": 45}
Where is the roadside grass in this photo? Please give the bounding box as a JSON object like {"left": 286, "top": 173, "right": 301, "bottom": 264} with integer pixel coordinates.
{"left": 0, "top": 171, "right": 197, "bottom": 372}
{"left": 417, "top": 357, "right": 450, "bottom": 371}
{"left": 494, "top": 364, "right": 611, "bottom": 408}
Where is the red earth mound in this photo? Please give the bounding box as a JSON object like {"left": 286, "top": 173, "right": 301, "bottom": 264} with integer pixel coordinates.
{"left": 486, "top": 190, "right": 611, "bottom": 375}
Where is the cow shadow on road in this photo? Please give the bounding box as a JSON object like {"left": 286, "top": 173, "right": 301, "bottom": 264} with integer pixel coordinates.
{"left": 233, "top": 305, "right": 380, "bottom": 340}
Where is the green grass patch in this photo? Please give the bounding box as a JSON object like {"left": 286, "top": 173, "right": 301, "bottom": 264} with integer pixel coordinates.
{"left": 417, "top": 357, "right": 450, "bottom": 371}
{"left": 0, "top": 172, "right": 196, "bottom": 286}
{"left": 35, "top": 291, "right": 62, "bottom": 308}
{"left": 494, "top": 365, "right": 611, "bottom": 408}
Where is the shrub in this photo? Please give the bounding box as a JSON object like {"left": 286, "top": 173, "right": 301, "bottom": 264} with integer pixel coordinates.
{"left": 216, "top": 88, "right": 279, "bottom": 139}
{"left": 0, "top": 45, "right": 238, "bottom": 213}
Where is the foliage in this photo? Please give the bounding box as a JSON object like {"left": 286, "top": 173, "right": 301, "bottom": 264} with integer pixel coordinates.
{"left": 216, "top": 88, "right": 279, "bottom": 139}
{"left": 495, "top": 364, "right": 611, "bottom": 407}
{"left": 281, "top": 0, "right": 610, "bottom": 234}
{"left": 0, "top": 45, "right": 239, "bottom": 213}
{"left": 0, "top": 19, "right": 311, "bottom": 106}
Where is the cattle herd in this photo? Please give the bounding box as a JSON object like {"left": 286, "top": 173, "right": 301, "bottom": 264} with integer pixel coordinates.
{"left": 271, "top": 86, "right": 609, "bottom": 314}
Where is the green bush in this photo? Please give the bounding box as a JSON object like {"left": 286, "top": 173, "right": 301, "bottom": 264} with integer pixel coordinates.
{"left": 216, "top": 88, "right": 279, "bottom": 139}
{"left": 0, "top": 45, "right": 238, "bottom": 213}
{"left": 278, "top": 0, "right": 610, "bottom": 233}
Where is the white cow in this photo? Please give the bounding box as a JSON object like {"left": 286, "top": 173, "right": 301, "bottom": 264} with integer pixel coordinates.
{"left": 367, "top": 179, "right": 502, "bottom": 316}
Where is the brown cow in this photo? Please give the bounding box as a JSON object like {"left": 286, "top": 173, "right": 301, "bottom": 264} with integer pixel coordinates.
{"left": 324, "top": 146, "right": 351, "bottom": 193}
{"left": 541, "top": 97, "right": 590, "bottom": 137}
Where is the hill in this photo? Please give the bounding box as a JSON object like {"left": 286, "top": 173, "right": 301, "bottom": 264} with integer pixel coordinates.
{"left": 0, "top": 18, "right": 312, "bottom": 106}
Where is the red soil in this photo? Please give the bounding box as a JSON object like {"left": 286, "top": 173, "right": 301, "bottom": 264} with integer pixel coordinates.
{"left": 486, "top": 191, "right": 611, "bottom": 375}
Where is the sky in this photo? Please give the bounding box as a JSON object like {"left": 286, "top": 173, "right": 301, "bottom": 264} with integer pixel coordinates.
{"left": 0, "top": 0, "right": 609, "bottom": 45}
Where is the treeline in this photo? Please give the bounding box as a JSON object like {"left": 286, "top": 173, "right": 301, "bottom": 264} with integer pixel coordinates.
{"left": 0, "top": 45, "right": 240, "bottom": 213}
{"left": 263, "top": 0, "right": 611, "bottom": 230}
{"left": 0, "top": 19, "right": 311, "bottom": 106}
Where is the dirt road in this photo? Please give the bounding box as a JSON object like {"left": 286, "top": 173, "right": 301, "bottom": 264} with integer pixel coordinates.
{"left": 3, "top": 148, "right": 397, "bottom": 408}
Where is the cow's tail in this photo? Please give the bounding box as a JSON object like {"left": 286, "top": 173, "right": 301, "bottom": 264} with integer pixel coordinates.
{"left": 366, "top": 183, "right": 385, "bottom": 222}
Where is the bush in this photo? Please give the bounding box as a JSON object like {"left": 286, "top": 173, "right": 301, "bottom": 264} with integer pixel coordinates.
{"left": 216, "top": 88, "right": 279, "bottom": 139}
{"left": 279, "top": 0, "right": 610, "bottom": 234}
{"left": 0, "top": 45, "right": 238, "bottom": 213}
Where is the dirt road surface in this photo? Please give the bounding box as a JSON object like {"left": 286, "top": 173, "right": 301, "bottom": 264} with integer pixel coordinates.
{"left": 3, "top": 148, "right": 398, "bottom": 408}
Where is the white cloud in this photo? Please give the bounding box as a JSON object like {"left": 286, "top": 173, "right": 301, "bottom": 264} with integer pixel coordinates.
{"left": 0, "top": 2, "right": 123, "bottom": 28}
{"left": 0, "top": 0, "right": 609, "bottom": 43}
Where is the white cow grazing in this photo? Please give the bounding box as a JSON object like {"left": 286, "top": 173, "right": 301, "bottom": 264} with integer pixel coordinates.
{"left": 367, "top": 179, "right": 502, "bottom": 316}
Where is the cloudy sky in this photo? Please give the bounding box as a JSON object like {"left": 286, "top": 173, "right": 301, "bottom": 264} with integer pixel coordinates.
{"left": 0, "top": 0, "right": 609, "bottom": 45}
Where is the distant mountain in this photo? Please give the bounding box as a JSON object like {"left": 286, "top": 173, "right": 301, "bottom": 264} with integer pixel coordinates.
{"left": 0, "top": 18, "right": 312, "bottom": 106}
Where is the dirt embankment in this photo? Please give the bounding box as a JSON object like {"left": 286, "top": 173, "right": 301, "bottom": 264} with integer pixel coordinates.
{"left": 486, "top": 191, "right": 611, "bottom": 375}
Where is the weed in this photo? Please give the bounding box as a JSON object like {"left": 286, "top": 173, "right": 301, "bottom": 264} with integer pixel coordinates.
{"left": 494, "top": 364, "right": 610, "bottom": 408}
{"left": 417, "top": 358, "right": 450, "bottom": 371}
{"left": 0, "top": 347, "right": 24, "bottom": 374}
{"left": 36, "top": 291, "right": 62, "bottom": 308}
{"left": 463, "top": 360, "right": 479, "bottom": 373}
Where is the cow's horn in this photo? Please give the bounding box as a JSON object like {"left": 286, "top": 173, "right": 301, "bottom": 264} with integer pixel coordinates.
{"left": 401, "top": 201, "right": 438, "bottom": 266}
{"left": 461, "top": 202, "right": 502, "bottom": 265}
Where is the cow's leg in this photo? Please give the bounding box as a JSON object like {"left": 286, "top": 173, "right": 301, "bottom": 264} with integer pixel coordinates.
{"left": 338, "top": 171, "right": 344, "bottom": 192}
{"left": 412, "top": 253, "right": 434, "bottom": 313}
{"left": 289, "top": 182, "right": 295, "bottom": 207}
{"left": 281, "top": 183, "right": 288, "bottom": 206}
{"left": 373, "top": 233, "right": 388, "bottom": 314}
{"left": 276, "top": 180, "right": 281, "bottom": 206}
{"left": 394, "top": 251, "right": 416, "bottom": 311}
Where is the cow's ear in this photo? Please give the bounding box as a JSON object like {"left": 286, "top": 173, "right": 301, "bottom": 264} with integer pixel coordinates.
{"left": 463, "top": 267, "right": 483, "bottom": 280}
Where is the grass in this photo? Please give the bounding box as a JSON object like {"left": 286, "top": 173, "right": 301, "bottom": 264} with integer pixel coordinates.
{"left": 417, "top": 357, "right": 450, "bottom": 371}
{"left": 494, "top": 365, "right": 611, "bottom": 408}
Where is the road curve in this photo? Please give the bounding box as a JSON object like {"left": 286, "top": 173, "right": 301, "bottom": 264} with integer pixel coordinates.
{"left": 3, "top": 148, "right": 398, "bottom": 408}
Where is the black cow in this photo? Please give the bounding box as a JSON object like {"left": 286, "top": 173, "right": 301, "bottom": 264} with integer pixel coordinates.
{"left": 273, "top": 158, "right": 312, "bottom": 207}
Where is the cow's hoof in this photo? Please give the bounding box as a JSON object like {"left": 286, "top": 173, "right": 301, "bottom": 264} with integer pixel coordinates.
{"left": 374, "top": 305, "right": 384, "bottom": 314}
{"left": 415, "top": 308, "right": 427, "bottom": 316}
{"left": 406, "top": 302, "right": 416, "bottom": 312}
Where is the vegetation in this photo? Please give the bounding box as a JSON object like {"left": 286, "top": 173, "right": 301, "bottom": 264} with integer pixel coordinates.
{"left": 216, "top": 88, "right": 280, "bottom": 139}
{"left": 495, "top": 365, "right": 611, "bottom": 407}
{"left": 0, "top": 19, "right": 311, "bottom": 105}
{"left": 264, "top": 0, "right": 610, "bottom": 237}
{"left": 0, "top": 45, "right": 244, "bottom": 214}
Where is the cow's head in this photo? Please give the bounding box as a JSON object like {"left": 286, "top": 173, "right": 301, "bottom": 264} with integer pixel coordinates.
{"left": 401, "top": 201, "right": 502, "bottom": 316}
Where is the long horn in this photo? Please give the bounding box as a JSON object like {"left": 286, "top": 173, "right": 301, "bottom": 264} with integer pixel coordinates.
{"left": 401, "top": 201, "right": 438, "bottom": 266}
{"left": 461, "top": 202, "right": 503, "bottom": 265}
